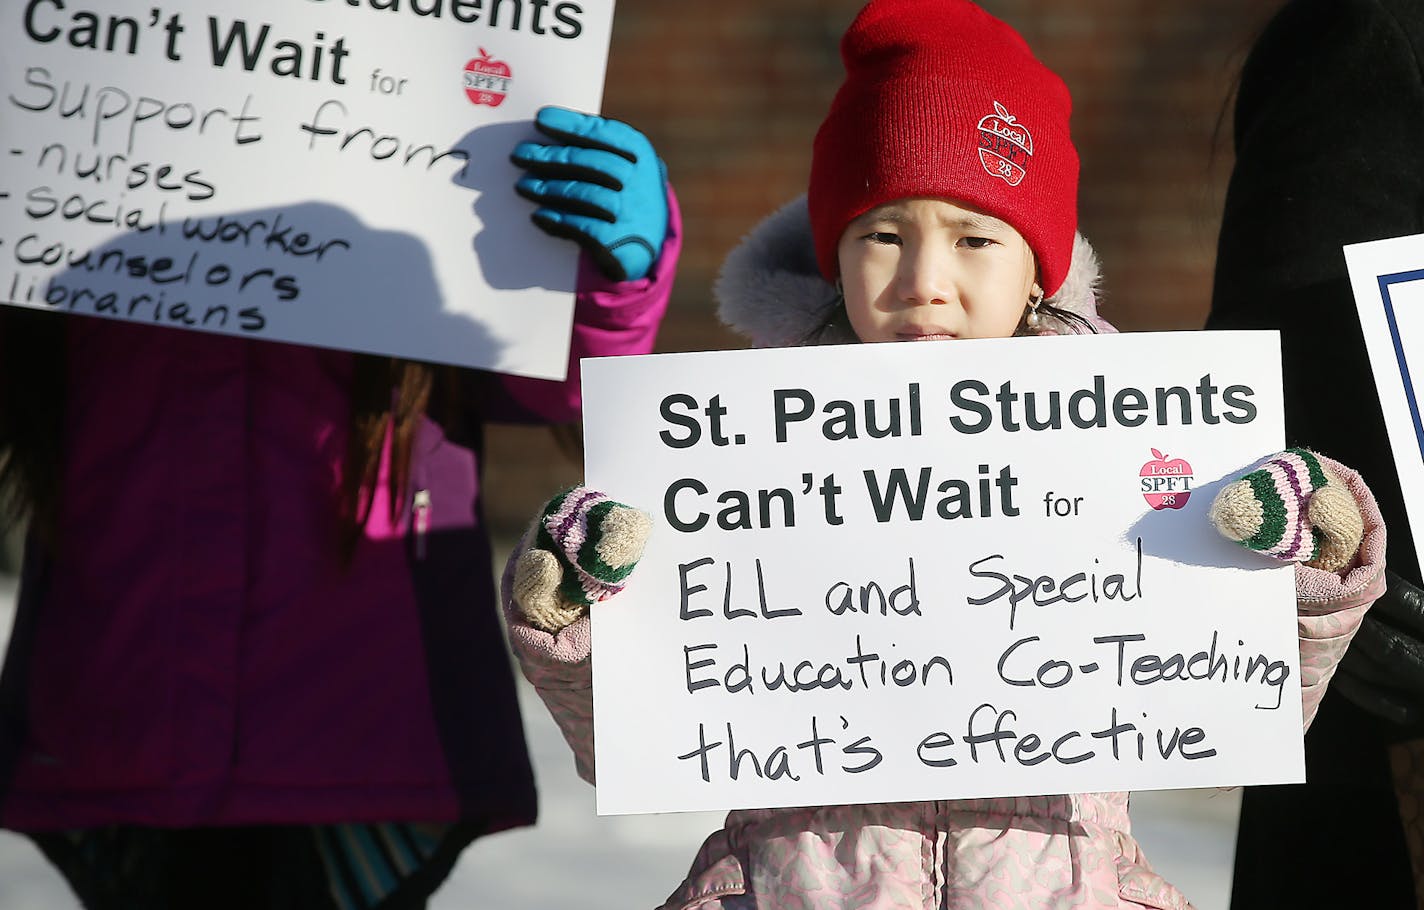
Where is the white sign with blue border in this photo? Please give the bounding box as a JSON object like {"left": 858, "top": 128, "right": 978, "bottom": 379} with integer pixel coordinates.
{"left": 1347, "top": 235, "right": 1424, "bottom": 574}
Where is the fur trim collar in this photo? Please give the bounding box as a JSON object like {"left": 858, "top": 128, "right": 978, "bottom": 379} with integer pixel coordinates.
{"left": 715, "top": 195, "right": 1107, "bottom": 347}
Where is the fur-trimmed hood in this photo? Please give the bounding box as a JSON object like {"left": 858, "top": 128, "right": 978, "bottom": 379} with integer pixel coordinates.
{"left": 714, "top": 195, "right": 1111, "bottom": 347}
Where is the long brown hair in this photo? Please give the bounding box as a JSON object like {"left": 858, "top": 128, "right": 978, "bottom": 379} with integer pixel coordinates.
{"left": 340, "top": 356, "right": 444, "bottom": 560}
{"left": 0, "top": 309, "right": 446, "bottom": 564}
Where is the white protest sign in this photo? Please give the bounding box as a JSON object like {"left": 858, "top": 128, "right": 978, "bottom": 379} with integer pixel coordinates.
{"left": 1347, "top": 234, "right": 1424, "bottom": 574}
{"left": 583, "top": 331, "right": 1300, "bottom": 816}
{"left": 0, "top": 0, "right": 615, "bottom": 379}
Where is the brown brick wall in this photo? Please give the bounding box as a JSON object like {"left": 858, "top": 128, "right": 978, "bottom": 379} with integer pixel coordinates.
{"left": 483, "top": 0, "right": 1285, "bottom": 534}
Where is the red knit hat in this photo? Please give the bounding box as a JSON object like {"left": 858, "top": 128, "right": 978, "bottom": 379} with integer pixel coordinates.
{"left": 808, "top": 0, "right": 1079, "bottom": 296}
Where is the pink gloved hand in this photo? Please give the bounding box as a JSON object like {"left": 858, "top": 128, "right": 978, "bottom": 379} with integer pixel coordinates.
{"left": 511, "top": 486, "right": 652, "bottom": 634}
{"left": 1209, "top": 448, "right": 1365, "bottom": 574}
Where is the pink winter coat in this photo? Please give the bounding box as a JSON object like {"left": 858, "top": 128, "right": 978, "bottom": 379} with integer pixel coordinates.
{"left": 0, "top": 196, "right": 680, "bottom": 833}
{"left": 501, "top": 199, "right": 1388, "bottom": 910}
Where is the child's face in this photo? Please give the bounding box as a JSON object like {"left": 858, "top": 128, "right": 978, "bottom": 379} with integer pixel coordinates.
{"left": 836, "top": 197, "right": 1039, "bottom": 343}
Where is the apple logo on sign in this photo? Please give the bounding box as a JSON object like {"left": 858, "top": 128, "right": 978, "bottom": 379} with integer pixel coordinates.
{"left": 464, "top": 48, "right": 512, "bottom": 107}
{"left": 1140, "top": 448, "right": 1193, "bottom": 511}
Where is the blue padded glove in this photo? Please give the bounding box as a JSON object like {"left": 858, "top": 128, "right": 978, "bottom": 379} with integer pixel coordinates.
{"left": 510, "top": 106, "right": 669, "bottom": 282}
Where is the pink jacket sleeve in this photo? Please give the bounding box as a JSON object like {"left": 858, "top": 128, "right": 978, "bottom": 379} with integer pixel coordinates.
{"left": 501, "top": 532, "right": 599, "bottom": 784}
{"left": 1295, "top": 454, "right": 1388, "bottom": 731}
{"left": 497, "top": 188, "right": 682, "bottom": 424}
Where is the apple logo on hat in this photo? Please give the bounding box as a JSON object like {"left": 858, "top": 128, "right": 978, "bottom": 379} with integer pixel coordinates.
{"left": 977, "top": 101, "right": 1033, "bottom": 186}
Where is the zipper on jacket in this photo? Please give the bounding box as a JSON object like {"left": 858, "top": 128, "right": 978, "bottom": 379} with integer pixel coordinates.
{"left": 413, "top": 489, "right": 431, "bottom": 560}
{"left": 933, "top": 800, "right": 948, "bottom": 909}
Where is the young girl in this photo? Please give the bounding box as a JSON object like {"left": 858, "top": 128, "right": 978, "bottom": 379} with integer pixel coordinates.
{"left": 502, "top": 2, "right": 1388, "bottom": 907}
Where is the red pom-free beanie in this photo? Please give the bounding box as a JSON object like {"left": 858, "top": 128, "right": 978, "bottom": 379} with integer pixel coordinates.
{"left": 808, "top": 0, "right": 1079, "bottom": 296}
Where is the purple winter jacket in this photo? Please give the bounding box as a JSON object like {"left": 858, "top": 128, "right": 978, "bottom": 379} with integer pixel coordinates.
{"left": 0, "top": 196, "right": 681, "bottom": 833}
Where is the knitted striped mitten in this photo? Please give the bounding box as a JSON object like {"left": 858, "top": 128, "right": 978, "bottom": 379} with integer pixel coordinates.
{"left": 512, "top": 486, "right": 652, "bottom": 634}
{"left": 1209, "top": 448, "right": 1364, "bottom": 574}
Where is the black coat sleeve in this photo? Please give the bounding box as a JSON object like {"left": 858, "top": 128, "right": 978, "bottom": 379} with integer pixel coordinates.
{"left": 1207, "top": 0, "right": 1424, "bottom": 581}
